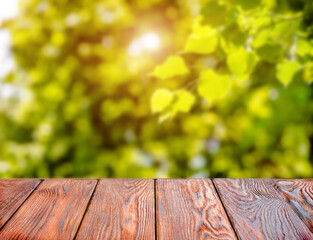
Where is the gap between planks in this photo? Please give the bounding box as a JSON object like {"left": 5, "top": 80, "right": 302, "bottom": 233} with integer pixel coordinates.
{"left": 211, "top": 179, "right": 240, "bottom": 240}
{"left": 154, "top": 178, "right": 240, "bottom": 240}
{"left": 73, "top": 179, "right": 100, "bottom": 240}
{"left": 154, "top": 179, "right": 158, "bottom": 240}
{"left": 214, "top": 179, "right": 313, "bottom": 239}
{"left": 0, "top": 179, "right": 97, "bottom": 240}
{"left": 0, "top": 179, "right": 43, "bottom": 232}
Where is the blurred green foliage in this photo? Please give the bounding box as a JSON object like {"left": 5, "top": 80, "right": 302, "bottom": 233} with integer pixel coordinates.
{"left": 1, "top": 0, "right": 313, "bottom": 178}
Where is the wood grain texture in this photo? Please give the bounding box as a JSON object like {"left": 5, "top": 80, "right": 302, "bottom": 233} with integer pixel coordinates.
{"left": 76, "top": 179, "right": 155, "bottom": 240}
{"left": 0, "top": 179, "right": 96, "bottom": 240}
{"left": 273, "top": 179, "right": 313, "bottom": 232}
{"left": 157, "top": 179, "right": 236, "bottom": 240}
{"left": 214, "top": 178, "right": 313, "bottom": 240}
{"left": 0, "top": 179, "right": 40, "bottom": 229}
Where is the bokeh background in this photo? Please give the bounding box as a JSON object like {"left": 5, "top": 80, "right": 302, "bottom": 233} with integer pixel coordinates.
{"left": 0, "top": 0, "right": 312, "bottom": 178}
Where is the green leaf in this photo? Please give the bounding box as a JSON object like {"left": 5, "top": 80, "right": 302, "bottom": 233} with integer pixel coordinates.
{"left": 257, "top": 42, "right": 283, "bottom": 63}
{"left": 227, "top": 47, "right": 258, "bottom": 82}
{"left": 226, "top": 0, "right": 260, "bottom": 10}
{"left": 252, "top": 16, "right": 272, "bottom": 30}
{"left": 303, "top": 62, "right": 313, "bottom": 83}
{"left": 151, "top": 56, "right": 190, "bottom": 80}
{"left": 172, "top": 90, "right": 195, "bottom": 114}
{"left": 221, "top": 22, "right": 247, "bottom": 46}
{"left": 200, "top": 1, "right": 227, "bottom": 26}
{"left": 276, "top": 60, "right": 301, "bottom": 86}
{"left": 297, "top": 38, "right": 312, "bottom": 57}
{"left": 184, "top": 24, "right": 218, "bottom": 54}
{"left": 152, "top": 89, "right": 195, "bottom": 121}
{"left": 251, "top": 30, "right": 271, "bottom": 49}
{"left": 151, "top": 89, "right": 174, "bottom": 113}
{"left": 262, "top": 0, "right": 276, "bottom": 9}
{"left": 197, "top": 69, "right": 231, "bottom": 102}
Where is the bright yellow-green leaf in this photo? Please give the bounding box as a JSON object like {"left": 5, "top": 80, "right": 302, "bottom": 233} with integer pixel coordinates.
{"left": 251, "top": 30, "right": 271, "bottom": 49}
{"left": 252, "top": 16, "right": 272, "bottom": 30}
{"left": 227, "top": 47, "right": 258, "bottom": 82}
{"left": 172, "top": 90, "right": 195, "bottom": 114}
{"left": 297, "top": 38, "right": 312, "bottom": 57}
{"left": 262, "top": 0, "right": 276, "bottom": 9}
{"left": 220, "top": 36, "right": 235, "bottom": 54}
{"left": 276, "top": 60, "right": 300, "bottom": 86}
{"left": 247, "top": 87, "right": 272, "bottom": 118}
{"left": 151, "top": 89, "right": 174, "bottom": 113}
{"left": 197, "top": 69, "right": 231, "bottom": 102}
{"left": 184, "top": 24, "right": 218, "bottom": 54}
{"left": 153, "top": 90, "right": 195, "bottom": 121}
{"left": 303, "top": 62, "right": 313, "bottom": 83}
{"left": 151, "top": 56, "right": 189, "bottom": 80}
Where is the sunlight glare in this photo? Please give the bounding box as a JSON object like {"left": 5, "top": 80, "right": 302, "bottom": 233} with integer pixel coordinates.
{"left": 127, "top": 32, "right": 160, "bottom": 56}
{"left": 141, "top": 33, "right": 160, "bottom": 50}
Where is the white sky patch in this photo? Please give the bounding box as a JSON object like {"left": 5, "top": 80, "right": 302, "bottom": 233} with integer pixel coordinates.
{"left": 0, "top": 30, "right": 14, "bottom": 79}
{"left": 269, "top": 88, "right": 279, "bottom": 101}
{"left": 0, "top": 161, "right": 10, "bottom": 173}
{"left": 101, "top": 11, "right": 115, "bottom": 24}
{"left": 0, "top": 83, "right": 16, "bottom": 99}
{"left": 65, "top": 13, "right": 81, "bottom": 27}
{"left": 189, "top": 155, "right": 206, "bottom": 169}
{"left": 191, "top": 171, "right": 209, "bottom": 178}
{"left": 127, "top": 32, "right": 160, "bottom": 56}
{"left": 0, "top": 0, "right": 18, "bottom": 99}
{"left": 0, "top": 0, "right": 18, "bottom": 25}
{"left": 207, "top": 138, "right": 220, "bottom": 154}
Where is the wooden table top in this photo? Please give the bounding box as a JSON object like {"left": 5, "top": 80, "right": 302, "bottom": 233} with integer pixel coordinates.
{"left": 0, "top": 179, "right": 312, "bottom": 239}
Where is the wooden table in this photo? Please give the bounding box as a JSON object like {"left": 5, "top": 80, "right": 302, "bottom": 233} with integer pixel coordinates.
{"left": 0, "top": 179, "right": 312, "bottom": 239}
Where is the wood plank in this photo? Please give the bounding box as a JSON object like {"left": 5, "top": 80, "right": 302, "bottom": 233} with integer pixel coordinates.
{"left": 0, "top": 179, "right": 96, "bottom": 240}
{"left": 0, "top": 179, "right": 41, "bottom": 229}
{"left": 75, "top": 179, "right": 155, "bottom": 240}
{"left": 272, "top": 179, "right": 313, "bottom": 232}
{"left": 157, "top": 179, "right": 237, "bottom": 240}
{"left": 214, "top": 179, "right": 313, "bottom": 240}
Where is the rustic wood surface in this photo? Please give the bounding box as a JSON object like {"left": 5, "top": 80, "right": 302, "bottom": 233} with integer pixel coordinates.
{"left": 0, "top": 178, "right": 313, "bottom": 239}
{"left": 273, "top": 179, "right": 313, "bottom": 232}
{"left": 76, "top": 179, "right": 155, "bottom": 240}
{"left": 0, "top": 179, "right": 40, "bottom": 229}
{"left": 0, "top": 179, "right": 96, "bottom": 240}
{"left": 214, "top": 178, "right": 313, "bottom": 240}
{"left": 157, "top": 179, "right": 237, "bottom": 240}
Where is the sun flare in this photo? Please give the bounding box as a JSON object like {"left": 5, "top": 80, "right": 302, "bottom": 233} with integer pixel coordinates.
{"left": 127, "top": 32, "right": 160, "bottom": 56}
